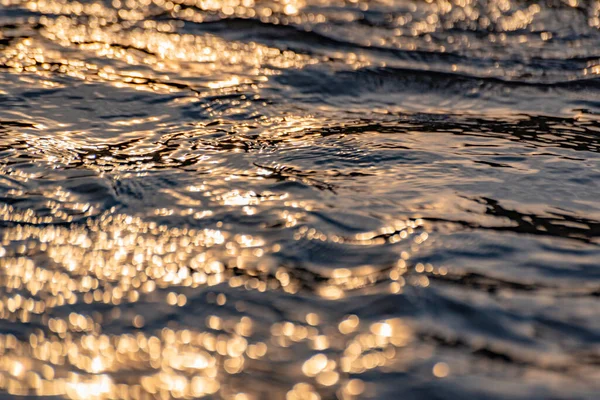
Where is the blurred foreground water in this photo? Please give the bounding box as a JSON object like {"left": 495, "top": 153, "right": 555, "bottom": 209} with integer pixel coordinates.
{"left": 0, "top": 0, "right": 600, "bottom": 399}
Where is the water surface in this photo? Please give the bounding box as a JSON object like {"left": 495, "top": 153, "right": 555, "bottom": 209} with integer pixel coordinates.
{"left": 0, "top": 0, "right": 600, "bottom": 399}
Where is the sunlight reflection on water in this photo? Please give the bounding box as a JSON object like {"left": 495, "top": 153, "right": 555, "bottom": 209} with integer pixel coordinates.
{"left": 1, "top": 0, "right": 600, "bottom": 398}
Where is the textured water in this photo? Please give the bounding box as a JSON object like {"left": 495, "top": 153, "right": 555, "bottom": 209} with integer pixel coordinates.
{"left": 0, "top": 0, "right": 600, "bottom": 399}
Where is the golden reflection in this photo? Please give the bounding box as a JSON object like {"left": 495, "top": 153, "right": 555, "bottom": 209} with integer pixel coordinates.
{"left": 0, "top": 201, "right": 439, "bottom": 398}
{"left": 433, "top": 362, "right": 450, "bottom": 378}
{"left": 0, "top": 13, "right": 319, "bottom": 99}
{"left": 0, "top": 0, "right": 466, "bottom": 397}
{"left": 1, "top": 0, "right": 597, "bottom": 397}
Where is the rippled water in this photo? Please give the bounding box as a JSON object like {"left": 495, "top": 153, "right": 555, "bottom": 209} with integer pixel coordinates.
{"left": 0, "top": 0, "right": 600, "bottom": 398}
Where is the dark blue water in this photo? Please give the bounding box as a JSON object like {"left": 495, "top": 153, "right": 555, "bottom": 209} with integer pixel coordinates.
{"left": 0, "top": 0, "right": 599, "bottom": 399}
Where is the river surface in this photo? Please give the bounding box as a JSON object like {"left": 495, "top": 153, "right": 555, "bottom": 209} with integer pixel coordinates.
{"left": 0, "top": 0, "right": 600, "bottom": 399}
